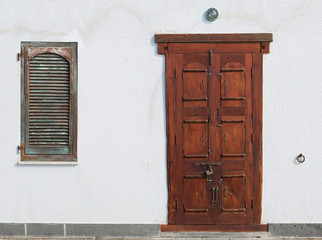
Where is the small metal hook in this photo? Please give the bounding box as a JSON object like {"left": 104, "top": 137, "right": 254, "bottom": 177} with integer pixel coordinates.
{"left": 296, "top": 153, "right": 305, "bottom": 163}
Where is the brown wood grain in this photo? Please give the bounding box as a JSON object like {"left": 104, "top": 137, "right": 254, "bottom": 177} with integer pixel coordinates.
{"left": 167, "top": 52, "right": 177, "bottom": 224}
{"left": 169, "top": 43, "right": 261, "bottom": 54}
{"left": 155, "top": 33, "right": 273, "bottom": 43}
{"left": 252, "top": 53, "right": 263, "bottom": 224}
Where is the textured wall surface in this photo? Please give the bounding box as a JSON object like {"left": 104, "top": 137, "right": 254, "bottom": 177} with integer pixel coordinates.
{"left": 0, "top": 0, "right": 321, "bottom": 223}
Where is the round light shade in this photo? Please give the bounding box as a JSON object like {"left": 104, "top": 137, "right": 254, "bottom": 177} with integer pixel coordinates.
{"left": 206, "top": 8, "right": 219, "bottom": 21}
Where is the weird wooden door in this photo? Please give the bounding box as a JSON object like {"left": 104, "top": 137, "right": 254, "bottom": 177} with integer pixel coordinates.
{"left": 155, "top": 33, "right": 272, "bottom": 229}
{"left": 175, "top": 52, "right": 253, "bottom": 225}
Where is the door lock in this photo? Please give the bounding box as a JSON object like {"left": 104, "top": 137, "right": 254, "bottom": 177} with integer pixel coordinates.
{"left": 205, "top": 167, "right": 213, "bottom": 176}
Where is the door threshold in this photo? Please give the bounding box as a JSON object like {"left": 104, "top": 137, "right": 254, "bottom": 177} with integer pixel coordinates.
{"left": 161, "top": 224, "right": 268, "bottom": 232}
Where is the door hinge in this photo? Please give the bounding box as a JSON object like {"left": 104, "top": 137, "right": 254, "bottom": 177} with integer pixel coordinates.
{"left": 208, "top": 50, "right": 213, "bottom": 65}
{"left": 251, "top": 133, "right": 254, "bottom": 144}
{"left": 174, "top": 134, "right": 177, "bottom": 145}
{"left": 18, "top": 143, "right": 39, "bottom": 160}
{"left": 208, "top": 108, "right": 212, "bottom": 122}
{"left": 175, "top": 199, "right": 178, "bottom": 211}
{"left": 251, "top": 67, "right": 253, "bottom": 79}
{"left": 251, "top": 198, "right": 254, "bottom": 209}
{"left": 17, "top": 53, "right": 22, "bottom": 61}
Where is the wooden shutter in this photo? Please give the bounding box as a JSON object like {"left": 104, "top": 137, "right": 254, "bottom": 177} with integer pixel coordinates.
{"left": 20, "top": 42, "right": 77, "bottom": 162}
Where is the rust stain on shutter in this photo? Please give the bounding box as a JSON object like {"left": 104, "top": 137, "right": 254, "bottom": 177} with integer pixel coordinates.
{"left": 28, "top": 53, "right": 70, "bottom": 147}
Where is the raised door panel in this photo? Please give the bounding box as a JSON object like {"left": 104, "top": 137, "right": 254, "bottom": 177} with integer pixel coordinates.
{"left": 221, "top": 173, "right": 247, "bottom": 213}
{"left": 221, "top": 117, "right": 246, "bottom": 158}
{"left": 183, "top": 67, "right": 208, "bottom": 100}
{"left": 183, "top": 175, "right": 209, "bottom": 212}
{"left": 183, "top": 123, "right": 208, "bottom": 157}
{"left": 220, "top": 59, "right": 246, "bottom": 108}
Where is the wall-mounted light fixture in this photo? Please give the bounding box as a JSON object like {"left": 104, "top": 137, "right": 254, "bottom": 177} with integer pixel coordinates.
{"left": 206, "top": 8, "right": 219, "bottom": 22}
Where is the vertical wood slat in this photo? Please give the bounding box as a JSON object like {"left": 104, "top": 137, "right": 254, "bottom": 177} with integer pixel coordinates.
{"left": 167, "top": 50, "right": 178, "bottom": 224}
{"left": 252, "top": 53, "right": 263, "bottom": 224}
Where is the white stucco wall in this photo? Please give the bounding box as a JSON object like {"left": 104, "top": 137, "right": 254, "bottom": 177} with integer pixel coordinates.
{"left": 0, "top": 0, "right": 321, "bottom": 223}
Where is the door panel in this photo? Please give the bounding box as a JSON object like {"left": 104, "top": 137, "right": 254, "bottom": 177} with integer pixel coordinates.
{"left": 183, "top": 70, "right": 208, "bottom": 100}
{"left": 221, "top": 173, "right": 246, "bottom": 213}
{"left": 183, "top": 123, "right": 208, "bottom": 157}
{"left": 221, "top": 121, "right": 245, "bottom": 157}
{"left": 221, "top": 62, "right": 246, "bottom": 107}
{"left": 183, "top": 175, "right": 209, "bottom": 212}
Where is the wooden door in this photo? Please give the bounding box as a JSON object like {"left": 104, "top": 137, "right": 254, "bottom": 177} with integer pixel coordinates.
{"left": 155, "top": 33, "right": 272, "bottom": 230}
{"left": 175, "top": 52, "right": 253, "bottom": 225}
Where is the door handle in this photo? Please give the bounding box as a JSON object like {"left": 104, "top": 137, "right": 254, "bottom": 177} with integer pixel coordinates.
{"left": 212, "top": 187, "right": 219, "bottom": 203}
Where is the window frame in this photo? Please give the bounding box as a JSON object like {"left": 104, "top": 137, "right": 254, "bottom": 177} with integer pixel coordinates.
{"left": 20, "top": 42, "right": 78, "bottom": 164}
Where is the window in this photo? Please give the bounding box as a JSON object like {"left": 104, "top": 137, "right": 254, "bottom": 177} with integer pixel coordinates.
{"left": 20, "top": 42, "right": 77, "bottom": 163}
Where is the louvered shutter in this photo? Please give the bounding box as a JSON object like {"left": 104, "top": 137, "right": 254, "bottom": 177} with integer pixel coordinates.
{"left": 21, "top": 42, "right": 77, "bottom": 162}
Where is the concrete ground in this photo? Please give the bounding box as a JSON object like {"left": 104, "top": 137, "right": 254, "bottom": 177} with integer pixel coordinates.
{"left": 0, "top": 233, "right": 322, "bottom": 240}
{"left": 0, "top": 237, "right": 321, "bottom": 240}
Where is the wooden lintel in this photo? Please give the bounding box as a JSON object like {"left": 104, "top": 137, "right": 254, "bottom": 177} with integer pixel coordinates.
{"left": 155, "top": 33, "right": 273, "bottom": 44}
{"left": 161, "top": 224, "right": 268, "bottom": 232}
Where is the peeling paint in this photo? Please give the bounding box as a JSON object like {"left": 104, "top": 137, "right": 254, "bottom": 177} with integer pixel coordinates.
{"left": 220, "top": 0, "right": 320, "bottom": 32}
{"left": 0, "top": 27, "right": 67, "bottom": 37}
{"left": 75, "top": 4, "right": 151, "bottom": 40}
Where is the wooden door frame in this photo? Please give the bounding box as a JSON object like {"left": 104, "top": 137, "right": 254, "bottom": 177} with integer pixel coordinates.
{"left": 155, "top": 34, "right": 272, "bottom": 232}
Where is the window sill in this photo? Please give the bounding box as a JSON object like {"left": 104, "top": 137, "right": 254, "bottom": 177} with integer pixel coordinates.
{"left": 17, "top": 160, "right": 78, "bottom": 166}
